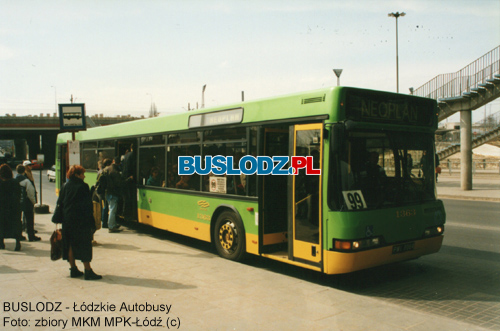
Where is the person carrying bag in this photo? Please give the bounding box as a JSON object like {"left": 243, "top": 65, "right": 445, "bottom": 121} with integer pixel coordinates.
{"left": 51, "top": 165, "right": 102, "bottom": 280}
{"left": 49, "top": 225, "right": 62, "bottom": 261}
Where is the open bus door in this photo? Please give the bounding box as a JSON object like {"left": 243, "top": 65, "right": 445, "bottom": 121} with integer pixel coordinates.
{"left": 290, "top": 124, "right": 323, "bottom": 264}
{"left": 261, "top": 128, "right": 289, "bottom": 253}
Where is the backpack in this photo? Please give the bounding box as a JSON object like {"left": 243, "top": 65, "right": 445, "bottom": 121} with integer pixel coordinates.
{"left": 19, "top": 185, "right": 27, "bottom": 205}
{"left": 95, "top": 172, "right": 108, "bottom": 197}
{"left": 15, "top": 176, "right": 28, "bottom": 206}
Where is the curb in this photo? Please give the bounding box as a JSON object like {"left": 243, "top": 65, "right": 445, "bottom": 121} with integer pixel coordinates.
{"left": 438, "top": 195, "right": 500, "bottom": 202}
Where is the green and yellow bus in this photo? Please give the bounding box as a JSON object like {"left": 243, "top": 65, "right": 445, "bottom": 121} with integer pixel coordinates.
{"left": 55, "top": 86, "right": 445, "bottom": 274}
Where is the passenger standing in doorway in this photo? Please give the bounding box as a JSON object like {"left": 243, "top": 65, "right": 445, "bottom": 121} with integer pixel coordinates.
{"left": 121, "top": 143, "right": 137, "bottom": 222}
{"left": 15, "top": 165, "right": 40, "bottom": 242}
{"left": 114, "top": 155, "right": 122, "bottom": 173}
{"left": 103, "top": 157, "right": 124, "bottom": 233}
{"left": 97, "top": 158, "right": 112, "bottom": 228}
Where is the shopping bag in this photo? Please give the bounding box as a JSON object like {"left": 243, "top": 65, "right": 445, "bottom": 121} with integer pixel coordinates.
{"left": 50, "top": 228, "right": 62, "bottom": 261}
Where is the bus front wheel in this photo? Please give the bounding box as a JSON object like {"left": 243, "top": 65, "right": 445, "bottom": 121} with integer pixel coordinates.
{"left": 213, "top": 211, "right": 246, "bottom": 261}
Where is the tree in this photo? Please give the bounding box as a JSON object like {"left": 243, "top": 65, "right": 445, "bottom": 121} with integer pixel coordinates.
{"left": 149, "top": 102, "right": 159, "bottom": 118}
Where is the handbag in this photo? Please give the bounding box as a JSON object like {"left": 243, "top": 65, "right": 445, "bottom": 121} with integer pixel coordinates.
{"left": 52, "top": 184, "right": 65, "bottom": 224}
{"left": 52, "top": 202, "right": 64, "bottom": 224}
{"left": 50, "top": 227, "right": 63, "bottom": 261}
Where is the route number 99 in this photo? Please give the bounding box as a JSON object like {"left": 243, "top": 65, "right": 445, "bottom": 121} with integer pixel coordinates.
{"left": 342, "top": 191, "right": 367, "bottom": 210}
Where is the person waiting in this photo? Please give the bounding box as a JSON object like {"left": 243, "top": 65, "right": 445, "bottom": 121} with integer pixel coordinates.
{"left": 0, "top": 164, "right": 22, "bottom": 251}
{"left": 15, "top": 165, "right": 40, "bottom": 242}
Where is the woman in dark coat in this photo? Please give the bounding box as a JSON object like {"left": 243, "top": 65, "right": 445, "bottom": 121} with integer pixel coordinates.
{"left": 54, "top": 165, "right": 101, "bottom": 280}
{"left": 0, "top": 164, "right": 22, "bottom": 251}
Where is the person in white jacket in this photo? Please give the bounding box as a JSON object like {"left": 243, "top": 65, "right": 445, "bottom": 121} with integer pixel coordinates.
{"left": 15, "top": 165, "right": 40, "bottom": 242}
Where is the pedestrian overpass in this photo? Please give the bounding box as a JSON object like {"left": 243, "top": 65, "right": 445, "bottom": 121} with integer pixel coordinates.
{"left": 436, "top": 111, "right": 500, "bottom": 160}
{"left": 414, "top": 45, "right": 500, "bottom": 190}
{"left": 0, "top": 114, "right": 142, "bottom": 168}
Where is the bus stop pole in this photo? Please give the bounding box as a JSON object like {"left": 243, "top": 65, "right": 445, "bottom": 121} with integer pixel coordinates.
{"left": 34, "top": 153, "right": 50, "bottom": 214}
{"left": 39, "top": 166, "right": 42, "bottom": 204}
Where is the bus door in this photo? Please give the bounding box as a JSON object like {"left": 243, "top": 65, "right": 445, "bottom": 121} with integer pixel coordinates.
{"left": 261, "top": 128, "right": 289, "bottom": 253}
{"left": 291, "top": 124, "right": 322, "bottom": 264}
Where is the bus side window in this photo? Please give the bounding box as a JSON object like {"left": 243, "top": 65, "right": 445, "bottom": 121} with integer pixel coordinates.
{"left": 228, "top": 148, "right": 246, "bottom": 195}
{"left": 168, "top": 145, "right": 200, "bottom": 191}
{"left": 97, "top": 148, "right": 114, "bottom": 171}
{"left": 201, "top": 144, "right": 219, "bottom": 192}
{"left": 166, "top": 146, "right": 179, "bottom": 188}
{"left": 81, "top": 142, "right": 98, "bottom": 170}
{"left": 138, "top": 135, "right": 166, "bottom": 187}
{"left": 138, "top": 146, "right": 165, "bottom": 186}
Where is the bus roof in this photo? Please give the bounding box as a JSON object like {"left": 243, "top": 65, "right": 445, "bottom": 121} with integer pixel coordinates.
{"left": 57, "top": 86, "right": 436, "bottom": 143}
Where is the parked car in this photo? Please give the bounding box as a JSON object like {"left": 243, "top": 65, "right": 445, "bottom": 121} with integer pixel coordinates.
{"left": 24, "top": 160, "right": 43, "bottom": 170}
{"left": 47, "top": 165, "right": 56, "bottom": 182}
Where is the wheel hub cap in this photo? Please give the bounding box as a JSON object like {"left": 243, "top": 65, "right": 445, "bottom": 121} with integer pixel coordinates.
{"left": 219, "top": 223, "right": 235, "bottom": 250}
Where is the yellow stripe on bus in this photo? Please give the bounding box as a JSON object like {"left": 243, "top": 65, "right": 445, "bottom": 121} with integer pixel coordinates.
{"left": 138, "top": 209, "right": 211, "bottom": 242}
{"left": 138, "top": 209, "right": 260, "bottom": 255}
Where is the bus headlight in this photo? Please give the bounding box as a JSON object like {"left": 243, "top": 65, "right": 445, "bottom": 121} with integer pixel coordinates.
{"left": 333, "top": 237, "right": 382, "bottom": 251}
{"left": 424, "top": 225, "right": 444, "bottom": 237}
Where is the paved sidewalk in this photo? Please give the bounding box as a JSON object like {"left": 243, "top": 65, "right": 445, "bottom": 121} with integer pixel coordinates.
{"left": 1, "top": 176, "right": 497, "bottom": 331}
{"left": 2, "top": 213, "right": 485, "bottom": 331}
{"left": 437, "top": 173, "right": 500, "bottom": 202}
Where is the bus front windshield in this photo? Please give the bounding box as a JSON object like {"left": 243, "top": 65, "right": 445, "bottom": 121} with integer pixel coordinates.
{"left": 334, "top": 130, "right": 436, "bottom": 210}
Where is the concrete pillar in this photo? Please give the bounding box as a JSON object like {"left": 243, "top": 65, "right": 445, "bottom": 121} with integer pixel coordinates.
{"left": 460, "top": 110, "right": 472, "bottom": 190}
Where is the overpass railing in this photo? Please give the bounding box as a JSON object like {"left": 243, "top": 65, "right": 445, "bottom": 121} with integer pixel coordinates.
{"left": 414, "top": 46, "right": 500, "bottom": 100}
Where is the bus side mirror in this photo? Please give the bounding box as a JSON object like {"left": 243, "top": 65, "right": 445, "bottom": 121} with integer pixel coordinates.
{"left": 331, "top": 124, "right": 344, "bottom": 153}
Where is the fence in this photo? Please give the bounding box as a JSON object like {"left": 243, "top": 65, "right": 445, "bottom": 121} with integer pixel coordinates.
{"left": 436, "top": 110, "right": 500, "bottom": 153}
{"left": 444, "top": 159, "right": 500, "bottom": 175}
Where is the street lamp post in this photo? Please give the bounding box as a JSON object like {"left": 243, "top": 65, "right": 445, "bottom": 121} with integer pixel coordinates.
{"left": 51, "top": 86, "right": 57, "bottom": 113}
{"left": 388, "top": 11, "right": 405, "bottom": 93}
{"left": 333, "top": 69, "right": 343, "bottom": 86}
{"left": 201, "top": 85, "right": 207, "bottom": 108}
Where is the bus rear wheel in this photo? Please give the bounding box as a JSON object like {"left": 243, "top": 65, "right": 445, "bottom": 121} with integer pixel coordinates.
{"left": 214, "top": 211, "right": 246, "bottom": 261}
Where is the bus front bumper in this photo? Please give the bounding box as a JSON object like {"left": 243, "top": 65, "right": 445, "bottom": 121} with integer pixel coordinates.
{"left": 323, "top": 235, "right": 443, "bottom": 275}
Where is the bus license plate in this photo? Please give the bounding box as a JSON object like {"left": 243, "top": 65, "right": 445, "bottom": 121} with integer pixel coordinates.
{"left": 392, "top": 242, "right": 415, "bottom": 254}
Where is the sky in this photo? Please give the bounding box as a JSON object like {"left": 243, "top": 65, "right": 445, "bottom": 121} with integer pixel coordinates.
{"left": 1, "top": 0, "right": 499, "bottom": 124}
